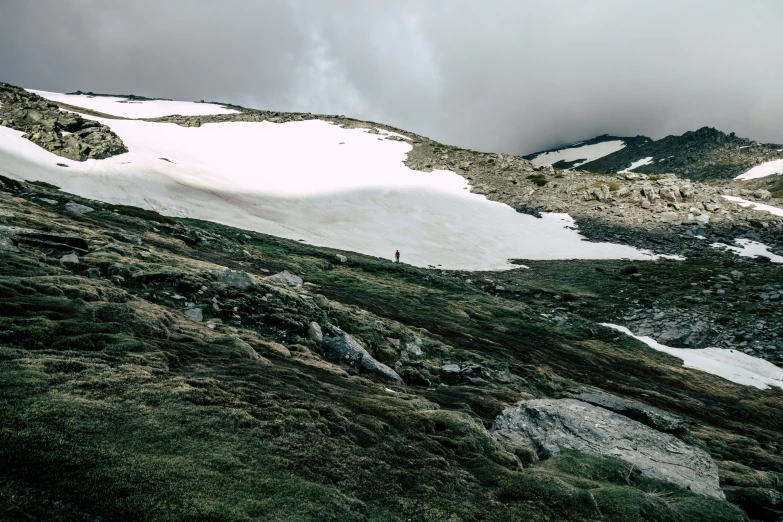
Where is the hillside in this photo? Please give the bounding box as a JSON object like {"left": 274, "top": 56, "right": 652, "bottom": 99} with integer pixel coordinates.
{"left": 1, "top": 81, "right": 783, "bottom": 520}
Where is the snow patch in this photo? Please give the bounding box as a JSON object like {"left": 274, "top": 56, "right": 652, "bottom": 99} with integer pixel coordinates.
{"left": 27, "top": 89, "right": 239, "bottom": 119}
{"left": 722, "top": 195, "right": 783, "bottom": 217}
{"left": 734, "top": 159, "right": 783, "bottom": 180}
{"left": 530, "top": 140, "right": 626, "bottom": 168}
{"left": 0, "top": 119, "right": 669, "bottom": 271}
{"left": 620, "top": 156, "right": 653, "bottom": 173}
{"left": 711, "top": 239, "right": 783, "bottom": 263}
{"left": 602, "top": 323, "right": 783, "bottom": 390}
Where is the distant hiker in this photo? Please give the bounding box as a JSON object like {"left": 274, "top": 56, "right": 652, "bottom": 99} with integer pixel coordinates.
{"left": 395, "top": 250, "right": 400, "bottom": 263}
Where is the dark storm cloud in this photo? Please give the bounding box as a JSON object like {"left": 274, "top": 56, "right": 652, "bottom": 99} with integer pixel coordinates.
{"left": 2, "top": 0, "right": 782, "bottom": 154}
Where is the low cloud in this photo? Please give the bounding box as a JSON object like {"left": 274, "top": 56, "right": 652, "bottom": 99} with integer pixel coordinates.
{"left": 2, "top": 0, "right": 782, "bottom": 153}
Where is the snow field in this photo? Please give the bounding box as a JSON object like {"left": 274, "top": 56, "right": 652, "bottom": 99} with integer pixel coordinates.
{"left": 1, "top": 95, "right": 673, "bottom": 270}
{"left": 602, "top": 324, "right": 783, "bottom": 390}
{"left": 711, "top": 239, "right": 783, "bottom": 263}
{"left": 620, "top": 156, "right": 653, "bottom": 173}
{"left": 531, "top": 140, "right": 626, "bottom": 168}
{"left": 734, "top": 159, "right": 783, "bottom": 180}
{"left": 28, "top": 89, "right": 239, "bottom": 118}
{"left": 722, "top": 195, "right": 783, "bottom": 217}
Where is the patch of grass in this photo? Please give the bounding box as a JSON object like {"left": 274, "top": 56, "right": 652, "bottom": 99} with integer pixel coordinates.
{"left": 104, "top": 203, "right": 176, "bottom": 224}
{"left": 527, "top": 174, "right": 548, "bottom": 187}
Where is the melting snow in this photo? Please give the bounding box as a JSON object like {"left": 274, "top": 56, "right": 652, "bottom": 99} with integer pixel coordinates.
{"left": 530, "top": 140, "right": 626, "bottom": 168}
{"left": 1, "top": 108, "right": 671, "bottom": 270}
{"left": 722, "top": 195, "right": 783, "bottom": 217}
{"left": 602, "top": 324, "right": 783, "bottom": 390}
{"left": 734, "top": 159, "right": 783, "bottom": 180}
{"left": 28, "top": 89, "right": 239, "bottom": 118}
{"left": 620, "top": 156, "right": 653, "bottom": 173}
{"left": 711, "top": 238, "right": 783, "bottom": 263}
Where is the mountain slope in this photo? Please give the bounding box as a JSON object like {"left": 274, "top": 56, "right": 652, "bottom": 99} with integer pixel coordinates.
{"left": 0, "top": 176, "right": 774, "bottom": 522}
{"left": 572, "top": 127, "right": 783, "bottom": 182}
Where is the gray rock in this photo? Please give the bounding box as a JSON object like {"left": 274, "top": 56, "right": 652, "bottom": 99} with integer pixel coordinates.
{"left": 753, "top": 189, "right": 772, "bottom": 201}
{"left": 567, "top": 386, "right": 683, "bottom": 432}
{"left": 492, "top": 398, "right": 723, "bottom": 499}
{"left": 183, "top": 308, "right": 203, "bottom": 322}
{"left": 635, "top": 318, "right": 713, "bottom": 348}
{"left": 265, "top": 270, "right": 303, "bottom": 289}
{"left": 110, "top": 231, "right": 143, "bottom": 245}
{"left": 65, "top": 202, "right": 94, "bottom": 214}
{"left": 695, "top": 213, "right": 710, "bottom": 224}
{"left": 217, "top": 269, "right": 254, "bottom": 290}
{"left": 440, "top": 364, "right": 461, "bottom": 382}
{"left": 60, "top": 253, "right": 80, "bottom": 264}
{"left": 323, "top": 327, "right": 402, "bottom": 381}
{"left": 308, "top": 321, "right": 323, "bottom": 342}
{"left": 335, "top": 254, "right": 347, "bottom": 263}
{"left": 405, "top": 342, "right": 423, "bottom": 356}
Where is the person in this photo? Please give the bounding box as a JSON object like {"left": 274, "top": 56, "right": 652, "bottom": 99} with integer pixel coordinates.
{"left": 395, "top": 250, "right": 400, "bottom": 263}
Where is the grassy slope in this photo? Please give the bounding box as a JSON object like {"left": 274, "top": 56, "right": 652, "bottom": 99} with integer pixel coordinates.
{"left": 0, "top": 183, "right": 776, "bottom": 520}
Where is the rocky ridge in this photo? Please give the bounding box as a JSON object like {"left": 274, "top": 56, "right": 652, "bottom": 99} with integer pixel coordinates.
{"left": 27, "top": 85, "right": 782, "bottom": 258}
{"left": 550, "top": 127, "right": 783, "bottom": 182}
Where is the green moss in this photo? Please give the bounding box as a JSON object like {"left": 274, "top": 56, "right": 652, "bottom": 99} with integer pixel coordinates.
{"left": 498, "top": 472, "right": 601, "bottom": 519}
{"left": 592, "top": 487, "right": 677, "bottom": 521}
{"left": 527, "top": 174, "right": 548, "bottom": 186}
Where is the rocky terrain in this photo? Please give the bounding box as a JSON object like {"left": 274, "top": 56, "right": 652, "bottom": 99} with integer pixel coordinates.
{"left": 2, "top": 83, "right": 783, "bottom": 520}
{"left": 0, "top": 83, "right": 127, "bottom": 161}
{"left": 528, "top": 126, "right": 783, "bottom": 182}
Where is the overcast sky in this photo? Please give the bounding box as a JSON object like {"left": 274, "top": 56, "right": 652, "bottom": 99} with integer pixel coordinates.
{"left": 2, "top": 0, "right": 781, "bottom": 154}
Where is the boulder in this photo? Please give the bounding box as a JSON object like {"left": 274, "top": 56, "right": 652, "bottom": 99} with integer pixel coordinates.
{"left": 753, "top": 189, "right": 772, "bottom": 201}
{"left": 335, "top": 254, "right": 347, "bottom": 263}
{"left": 566, "top": 386, "right": 683, "bottom": 432}
{"left": 183, "top": 308, "right": 203, "bottom": 322}
{"left": 440, "top": 364, "right": 461, "bottom": 382}
{"left": 323, "top": 327, "right": 402, "bottom": 381}
{"left": 65, "top": 202, "right": 94, "bottom": 214}
{"left": 217, "top": 269, "right": 254, "bottom": 290}
{"left": 110, "top": 231, "right": 143, "bottom": 245}
{"left": 60, "top": 253, "right": 80, "bottom": 264}
{"left": 492, "top": 398, "right": 723, "bottom": 499}
{"left": 265, "top": 270, "right": 303, "bottom": 289}
{"left": 405, "top": 337, "right": 424, "bottom": 356}
{"left": 695, "top": 213, "right": 710, "bottom": 225}
{"left": 308, "top": 321, "right": 323, "bottom": 342}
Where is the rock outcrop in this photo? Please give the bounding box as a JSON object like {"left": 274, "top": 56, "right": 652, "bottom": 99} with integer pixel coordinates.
{"left": 492, "top": 398, "right": 723, "bottom": 499}
{"left": 323, "top": 327, "right": 402, "bottom": 381}
{"left": 0, "top": 82, "right": 128, "bottom": 161}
